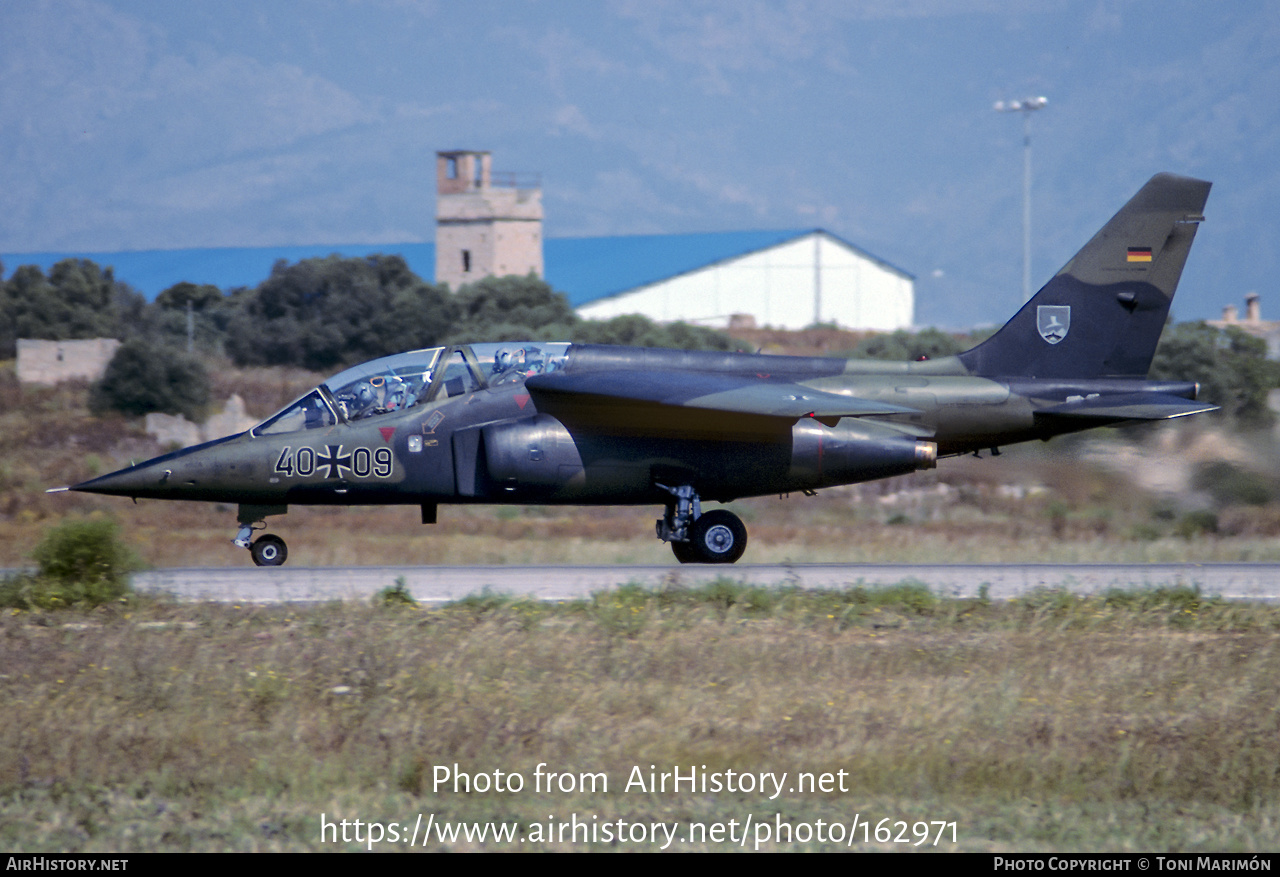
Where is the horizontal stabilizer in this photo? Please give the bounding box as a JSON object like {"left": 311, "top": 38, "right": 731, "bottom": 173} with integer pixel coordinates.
{"left": 527, "top": 370, "right": 918, "bottom": 422}
{"left": 1035, "top": 393, "right": 1219, "bottom": 422}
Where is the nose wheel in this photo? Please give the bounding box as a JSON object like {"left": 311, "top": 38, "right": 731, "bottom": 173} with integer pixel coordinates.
{"left": 249, "top": 534, "right": 288, "bottom": 567}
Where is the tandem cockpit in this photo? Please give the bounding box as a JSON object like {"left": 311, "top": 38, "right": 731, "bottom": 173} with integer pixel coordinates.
{"left": 252, "top": 342, "right": 573, "bottom": 436}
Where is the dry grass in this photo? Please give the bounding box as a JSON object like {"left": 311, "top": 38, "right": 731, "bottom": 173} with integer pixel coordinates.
{"left": 3, "top": 585, "right": 1280, "bottom": 851}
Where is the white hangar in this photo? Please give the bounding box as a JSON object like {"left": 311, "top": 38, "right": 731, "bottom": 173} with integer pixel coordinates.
{"left": 551, "top": 228, "right": 915, "bottom": 331}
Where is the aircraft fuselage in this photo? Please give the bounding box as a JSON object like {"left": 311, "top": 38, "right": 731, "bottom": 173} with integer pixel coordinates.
{"left": 65, "top": 172, "right": 1217, "bottom": 565}
{"left": 71, "top": 344, "right": 1200, "bottom": 508}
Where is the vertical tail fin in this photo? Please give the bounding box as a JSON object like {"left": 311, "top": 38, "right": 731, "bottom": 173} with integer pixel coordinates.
{"left": 958, "top": 173, "right": 1211, "bottom": 378}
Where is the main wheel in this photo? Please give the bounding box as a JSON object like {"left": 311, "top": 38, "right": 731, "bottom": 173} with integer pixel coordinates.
{"left": 671, "top": 539, "right": 698, "bottom": 564}
{"left": 250, "top": 533, "right": 288, "bottom": 567}
{"left": 687, "top": 510, "right": 748, "bottom": 564}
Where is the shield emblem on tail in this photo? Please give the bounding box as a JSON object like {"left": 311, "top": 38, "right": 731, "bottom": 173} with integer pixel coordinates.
{"left": 1037, "top": 305, "right": 1070, "bottom": 345}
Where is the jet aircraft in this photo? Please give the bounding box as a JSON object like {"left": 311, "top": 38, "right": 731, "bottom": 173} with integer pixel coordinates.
{"left": 64, "top": 173, "right": 1216, "bottom": 565}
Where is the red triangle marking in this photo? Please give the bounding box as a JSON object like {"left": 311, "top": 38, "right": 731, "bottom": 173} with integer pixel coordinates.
{"left": 379, "top": 427, "right": 396, "bottom": 443}
{"left": 514, "top": 393, "right": 530, "bottom": 410}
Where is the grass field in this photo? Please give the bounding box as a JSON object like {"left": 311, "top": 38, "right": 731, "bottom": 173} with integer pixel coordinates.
{"left": 4, "top": 583, "right": 1280, "bottom": 851}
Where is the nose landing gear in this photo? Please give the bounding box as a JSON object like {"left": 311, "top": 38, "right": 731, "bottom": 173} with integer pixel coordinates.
{"left": 234, "top": 504, "right": 290, "bottom": 566}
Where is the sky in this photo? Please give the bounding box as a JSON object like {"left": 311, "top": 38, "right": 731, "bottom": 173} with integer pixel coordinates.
{"left": 2, "top": 0, "right": 1277, "bottom": 327}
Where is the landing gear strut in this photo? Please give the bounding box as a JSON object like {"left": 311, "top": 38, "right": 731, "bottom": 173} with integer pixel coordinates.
{"left": 655, "top": 484, "right": 748, "bottom": 564}
{"left": 234, "top": 504, "right": 289, "bottom": 567}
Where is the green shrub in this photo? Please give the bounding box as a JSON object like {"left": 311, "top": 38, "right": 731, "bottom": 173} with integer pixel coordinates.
{"left": 1193, "top": 461, "right": 1275, "bottom": 507}
{"left": 375, "top": 577, "right": 417, "bottom": 609}
{"left": 1175, "top": 509, "right": 1219, "bottom": 539}
{"left": 1, "top": 518, "right": 139, "bottom": 609}
{"left": 1046, "top": 499, "right": 1070, "bottom": 537}
{"left": 848, "top": 327, "right": 965, "bottom": 361}
{"left": 90, "top": 339, "right": 210, "bottom": 421}
{"left": 1129, "top": 522, "right": 1163, "bottom": 542}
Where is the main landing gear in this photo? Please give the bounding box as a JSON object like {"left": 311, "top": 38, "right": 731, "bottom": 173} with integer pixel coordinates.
{"left": 233, "top": 505, "right": 289, "bottom": 566}
{"left": 655, "top": 484, "right": 748, "bottom": 564}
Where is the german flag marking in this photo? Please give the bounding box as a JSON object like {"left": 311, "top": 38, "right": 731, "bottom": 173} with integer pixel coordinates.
{"left": 1127, "top": 247, "right": 1153, "bottom": 263}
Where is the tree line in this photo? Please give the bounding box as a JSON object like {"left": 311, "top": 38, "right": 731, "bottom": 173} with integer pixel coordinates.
{"left": 1, "top": 255, "right": 1276, "bottom": 425}
{"left": 0, "top": 255, "right": 735, "bottom": 420}
{"left": 0, "top": 255, "right": 735, "bottom": 369}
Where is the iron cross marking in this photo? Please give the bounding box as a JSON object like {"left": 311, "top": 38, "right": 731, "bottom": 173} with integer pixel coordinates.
{"left": 317, "top": 444, "right": 353, "bottom": 479}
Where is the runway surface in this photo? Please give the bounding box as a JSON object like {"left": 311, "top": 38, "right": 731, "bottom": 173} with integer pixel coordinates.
{"left": 130, "top": 563, "right": 1280, "bottom": 604}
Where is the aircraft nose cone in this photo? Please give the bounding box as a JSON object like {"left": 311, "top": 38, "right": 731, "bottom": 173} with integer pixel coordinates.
{"left": 71, "top": 462, "right": 174, "bottom": 498}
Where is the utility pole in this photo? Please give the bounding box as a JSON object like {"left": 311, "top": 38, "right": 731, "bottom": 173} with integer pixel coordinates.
{"left": 994, "top": 96, "right": 1047, "bottom": 303}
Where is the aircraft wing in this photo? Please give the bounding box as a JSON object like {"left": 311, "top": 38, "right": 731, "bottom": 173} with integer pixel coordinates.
{"left": 525, "top": 370, "right": 918, "bottom": 425}
{"left": 1034, "top": 393, "right": 1219, "bottom": 422}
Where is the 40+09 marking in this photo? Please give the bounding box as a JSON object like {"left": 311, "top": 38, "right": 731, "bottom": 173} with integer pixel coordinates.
{"left": 274, "top": 445, "right": 394, "bottom": 480}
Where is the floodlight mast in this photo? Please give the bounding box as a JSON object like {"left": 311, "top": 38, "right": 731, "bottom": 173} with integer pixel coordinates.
{"left": 994, "top": 96, "right": 1048, "bottom": 303}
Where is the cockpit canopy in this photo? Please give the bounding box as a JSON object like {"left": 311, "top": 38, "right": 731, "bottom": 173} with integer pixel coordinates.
{"left": 253, "top": 342, "right": 571, "bottom": 436}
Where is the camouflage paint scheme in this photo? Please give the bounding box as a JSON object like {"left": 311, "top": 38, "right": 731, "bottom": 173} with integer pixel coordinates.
{"left": 68, "top": 174, "right": 1215, "bottom": 565}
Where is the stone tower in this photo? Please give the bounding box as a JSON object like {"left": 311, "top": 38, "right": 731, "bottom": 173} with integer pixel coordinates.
{"left": 434, "top": 150, "right": 543, "bottom": 290}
